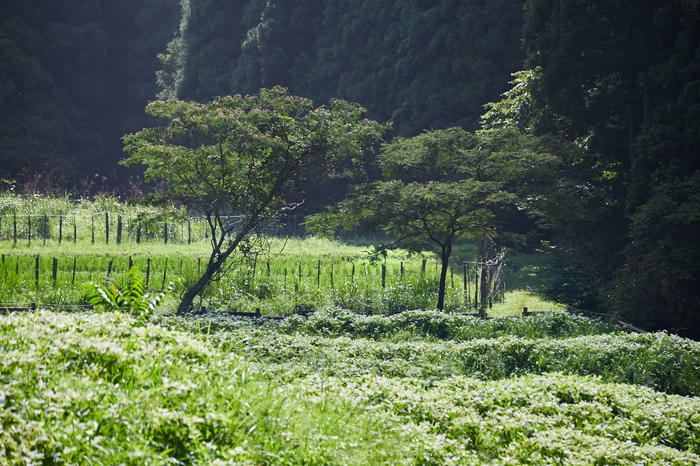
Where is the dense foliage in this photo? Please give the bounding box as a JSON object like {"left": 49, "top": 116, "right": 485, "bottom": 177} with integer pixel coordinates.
{"left": 2, "top": 310, "right": 699, "bottom": 464}
{"left": 170, "top": 0, "right": 525, "bottom": 136}
{"left": 0, "top": 0, "right": 181, "bottom": 179}
{"left": 519, "top": 0, "right": 700, "bottom": 337}
{"left": 1, "top": 0, "right": 525, "bottom": 183}
{"left": 157, "top": 309, "right": 700, "bottom": 397}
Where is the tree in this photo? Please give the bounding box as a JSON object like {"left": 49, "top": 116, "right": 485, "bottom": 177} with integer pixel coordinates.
{"left": 610, "top": 173, "right": 700, "bottom": 339}
{"left": 122, "top": 86, "right": 387, "bottom": 314}
{"left": 481, "top": 69, "right": 631, "bottom": 309}
{"left": 0, "top": 0, "right": 108, "bottom": 179}
{"left": 608, "top": 0, "right": 700, "bottom": 336}
{"left": 308, "top": 127, "right": 558, "bottom": 310}
{"left": 522, "top": 0, "right": 700, "bottom": 333}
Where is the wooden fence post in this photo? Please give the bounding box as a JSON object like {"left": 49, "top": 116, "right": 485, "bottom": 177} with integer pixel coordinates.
{"left": 105, "top": 212, "right": 109, "bottom": 244}
{"left": 317, "top": 260, "right": 321, "bottom": 287}
{"left": 164, "top": 223, "right": 168, "bottom": 244}
{"left": 28, "top": 216, "right": 31, "bottom": 247}
{"left": 463, "top": 262, "right": 469, "bottom": 306}
{"left": 59, "top": 215, "right": 63, "bottom": 244}
{"left": 72, "top": 257, "right": 77, "bottom": 286}
{"left": 35, "top": 255, "right": 39, "bottom": 290}
{"left": 117, "top": 215, "right": 122, "bottom": 244}
{"left": 107, "top": 259, "right": 113, "bottom": 283}
{"left": 188, "top": 219, "right": 191, "bottom": 244}
{"left": 43, "top": 214, "right": 47, "bottom": 246}
{"left": 52, "top": 257, "right": 58, "bottom": 287}
{"left": 136, "top": 224, "right": 141, "bottom": 244}
{"left": 381, "top": 264, "right": 386, "bottom": 288}
{"left": 146, "top": 258, "right": 151, "bottom": 289}
{"left": 13, "top": 213, "right": 17, "bottom": 247}
{"left": 73, "top": 216, "right": 76, "bottom": 243}
{"left": 162, "top": 258, "right": 168, "bottom": 291}
{"left": 91, "top": 215, "right": 95, "bottom": 244}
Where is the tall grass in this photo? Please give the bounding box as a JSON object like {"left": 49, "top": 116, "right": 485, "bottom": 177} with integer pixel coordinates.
{"left": 2, "top": 232, "right": 557, "bottom": 315}
{"left": 156, "top": 310, "right": 700, "bottom": 397}
{"left": 4, "top": 311, "right": 698, "bottom": 465}
{"left": 1, "top": 192, "right": 562, "bottom": 315}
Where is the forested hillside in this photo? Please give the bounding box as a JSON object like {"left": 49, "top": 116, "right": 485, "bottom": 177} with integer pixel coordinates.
{"left": 165, "top": 0, "right": 525, "bottom": 137}
{"left": 0, "top": 0, "right": 525, "bottom": 180}
{"left": 0, "top": 0, "right": 181, "bottom": 179}
{"left": 518, "top": 0, "right": 700, "bottom": 337}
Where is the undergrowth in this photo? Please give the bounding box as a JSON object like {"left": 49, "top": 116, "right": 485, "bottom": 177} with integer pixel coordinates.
{"left": 155, "top": 310, "right": 700, "bottom": 397}
{"left": 2, "top": 311, "right": 699, "bottom": 465}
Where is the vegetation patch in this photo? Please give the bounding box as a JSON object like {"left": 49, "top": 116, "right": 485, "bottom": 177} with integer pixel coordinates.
{"left": 157, "top": 310, "right": 700, "bottom": 397}
{"left": 2, "top": 311, "right": 699, "bottom": 465}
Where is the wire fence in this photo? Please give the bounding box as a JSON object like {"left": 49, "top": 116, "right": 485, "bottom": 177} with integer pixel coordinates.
{"left": 0, "top": 213, "right": 308, "bottom": 245}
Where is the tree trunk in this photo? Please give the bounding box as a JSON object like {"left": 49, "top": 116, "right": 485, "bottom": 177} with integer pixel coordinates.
{"left": 480, "top": 263, "right": 489, "bottom": 309}
{"left": 177, "top": 259, "right": 220, "bottom": 314}
{"left": 436, "top": 241, "right": 452, "bottom": 311}
{"left": 177, "top": 215, "right": 258, "bottom": 314}
{"left": 477, "top": 237, "right": 495, "bottom": 308}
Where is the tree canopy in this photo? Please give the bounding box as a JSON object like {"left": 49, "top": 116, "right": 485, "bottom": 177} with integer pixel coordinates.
{"left": 122, "top": 86, "right": 387, "bottom": 313}
{"left": 165, "top": 0, "right": 526, "bottom": 137}
{"left": 309, "top": 127, "right": 558, "bottom": 310}
{"left": 520, "top": 0, "right": 700, "bottom": 337}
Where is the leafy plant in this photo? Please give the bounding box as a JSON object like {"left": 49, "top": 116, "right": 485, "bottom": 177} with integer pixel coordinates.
{"left": 84, "top": 267, "right": 174, "bottom": 325}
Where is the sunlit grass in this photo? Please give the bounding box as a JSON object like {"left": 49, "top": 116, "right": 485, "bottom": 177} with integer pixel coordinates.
{"left": 0, "top": 192, "right": 565, "bottom": 315}
{"left": 488, "top": 290, "right": 562, "bottom": 317}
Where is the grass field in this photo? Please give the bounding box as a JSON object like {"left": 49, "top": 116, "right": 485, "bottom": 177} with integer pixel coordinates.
{"left": 1, "top": 233, "right": 560, "bottom": 317}
{"left": 0, "top": 192, "right": 560, "bottom": 316}
{"left": 7, "top": 193, "right": 697, "bottom": 464}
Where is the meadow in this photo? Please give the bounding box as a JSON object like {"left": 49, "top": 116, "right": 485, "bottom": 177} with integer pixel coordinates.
{"left": 0, "top": 192, "right": 554, "bottom": 317}
{"left": 2, "top": 193, "right": 699, "bottom": 465}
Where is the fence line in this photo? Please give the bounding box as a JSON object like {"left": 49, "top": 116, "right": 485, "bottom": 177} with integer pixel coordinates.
{"left": 0, "top": 213, "right": 308, "bottom": 245}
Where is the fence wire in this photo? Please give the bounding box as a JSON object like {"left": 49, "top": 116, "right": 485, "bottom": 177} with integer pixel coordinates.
{"left": 0, "top": 213, "right": 307, "bottom": 245}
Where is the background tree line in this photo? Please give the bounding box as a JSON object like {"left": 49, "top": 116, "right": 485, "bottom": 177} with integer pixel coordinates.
{"left": 1, "top": 0, "right": 525, "bottom": 181}
{"left": 519, "top": 0, "right": 700, "bottom": 337}
{"left": 0, "top": 0, "right": 181, "bottom": 179}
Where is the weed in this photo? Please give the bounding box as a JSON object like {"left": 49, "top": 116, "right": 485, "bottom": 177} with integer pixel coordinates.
{"left": 84, "top": 267, "right": 176, "bottom": 325}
